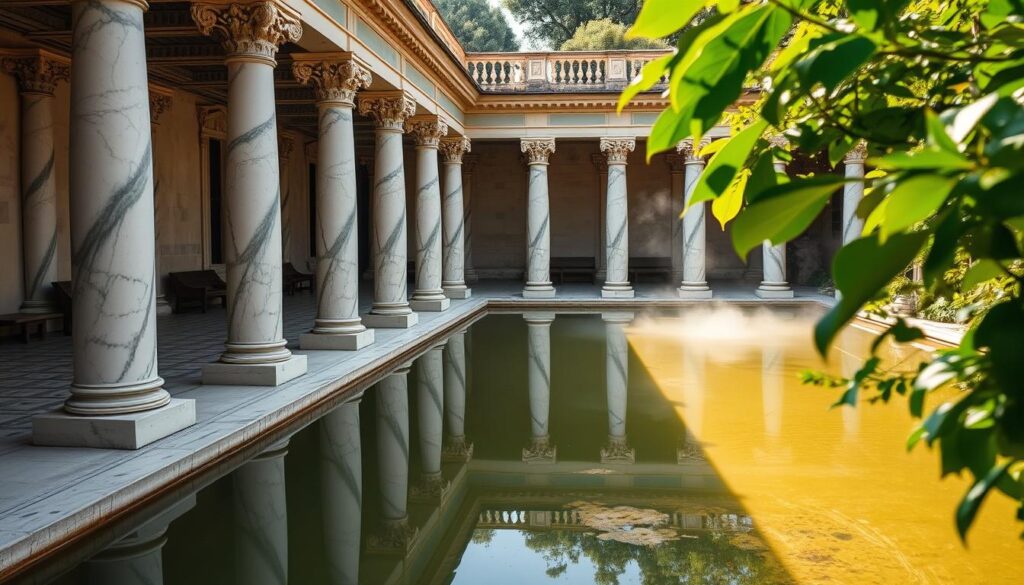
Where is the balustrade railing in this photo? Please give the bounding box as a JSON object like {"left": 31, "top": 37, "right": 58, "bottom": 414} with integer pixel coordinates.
{"left": 465, "top": 50, "right": 671, "bottom": 92}
{"left": 476, "top": 508, "right": 753, "bottom": 531}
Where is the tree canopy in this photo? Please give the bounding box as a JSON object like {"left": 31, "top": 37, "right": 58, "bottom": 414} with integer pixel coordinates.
{"left": 435, "top": 0, "right": 520, "bottom": 53}
{"left": 502, "top": 0, "right": 642, "bottom": 49}
{"left": 622, "top": 0, "right": 1024, "bottom": 541}
{"left": 560, "top": 18, "right": 669, "bottom": 51}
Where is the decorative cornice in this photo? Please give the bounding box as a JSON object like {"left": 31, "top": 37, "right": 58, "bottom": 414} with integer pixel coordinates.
{"left": 198, "top": 105, "right": 227, "bottom": 136}
{"left": 439, "top": 136, "right": 471, "bottom": 163}
{"left": 357, "top": 92, "right": 417, "bottom": 131}
{"left": 291, "top": 54, "right": 371, "bottom": 106}
{"left": 191, "top": 1, "right": 302, "bottom": 66}
{"left": 406, "top": 117, "right": 449, "bottom": 148}
{"left": 676, "top": 137, "right": 712, "bottom": 163}
{"left": 521, "top": 138, "right": 556, "bottom": 165}
{"left": 845, "top": 141, "right": 867, "bottom": 163}
{"left": 149, "top": 84, "right": 173, "bottom": 125}
{"left": 1, "top": 52, "right": 68, "bottom": 96}
{"left": 599, "top": 137, "right": 635, "bottom": 164}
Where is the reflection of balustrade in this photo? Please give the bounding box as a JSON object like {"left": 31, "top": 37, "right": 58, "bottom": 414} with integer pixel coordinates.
{"left": 465, "top": 51, "right": 670, "bottom": 92}
{"left": 476, "top": 508, "right": 754, "bottom": 532}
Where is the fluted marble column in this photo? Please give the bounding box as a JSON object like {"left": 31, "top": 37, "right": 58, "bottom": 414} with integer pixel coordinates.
{"left": 600, "top": 138, "right": 636, "bottom": 298}
{"left": 439, "top": 137, "right": 472, "bottom": 299}
{"left": 320, "top": 400, "right": 362, "bottom": 585}
{"left": 411, "top": 343, "right": 450, "bottom": 502}
{"left": 756, "top": 139, "right": 794, "bottom": 298}
{"left": 407, "top": 117, "right": 450, "bottom": 312}
{"left": 234, "top": 440, "right": 289, "bottom": 585}
{"left": 442, "top": 330, "right": 473, "bottom": 462}
{"left": 676, "top": 139, "right": 712, "bottom": 298}
{"left": 3, "top": 51, "right": 67, "bottom": 313}
{"left": 522, "top": 312, "right": 556, "bottom": 463}
{"left": 293, "top": 55, "right": 374, "bottom": 351}
{"left": 32, "top": 0, "right": 196, "bottom": 450}
{"left": 462, "top": 155, "right": 479, "bottom": 283}
{"left": 369, "top": 364, "right": 417, "bottom": 552}
{"left": 520, "top": 139, "right": 556, "bottom": 298}
{"left": 843, "top": 142, "right": 867, "bottom": 245}
{"left": 357, "top": 93, "right": 418, "bottom": 328}
{"left": 601, "top": 312, "right": 635, "bottom": 463}
{"left": 193, "top": 1, "right": 307, "bottom": 386}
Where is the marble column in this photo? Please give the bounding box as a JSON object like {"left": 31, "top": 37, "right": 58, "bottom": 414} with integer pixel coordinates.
{"left": 411, "top": 343, "right": 451, "bottom": 502}
{"left": 407, "top": 117, "right": 450, "bottom": 312}
{"left": 369, "top": 364, "right": 417, "bottom": 552}
{"left": 149, "top": 87, "right": 173, "bottom": 316}
{"left": 193, "top": 1, "right": 307, "bottom": 386}
{"left": 601, "top": 312, "right": 635, "bottom": 463}
{"left": 357, "top": 93, "right": 418, "bottom": 328}
{"left": 843, "top": 142, "right": 867, "bottom": 245}
{"left": 234, "top": 440, "right": 289, "bottom": 585}
{"left": 677, "top": 340, "right": 707, "bottom": 463}
{"left": 522, "top": 312, "right": 556, "bottom": 463}
{"left": 442, "top": 330, "right": 473, "bottom": 462}
{"left": 676, "top": 139, "right": 712, "bottom": 298}
{"left": 320, "top": 400, "right": 362, "bottom": 585}
{"left": 600, "top": 138, "right": 636, "bottom": 298}
{"left": 520, "top": 139, "right": 556, "bottom": 298}
{"left": 2, "top": 51, "right": 67, "bottom": 314}
{"left": 278, "top": 133, "right": 294, "bottom": 264}
{"left": 292, "top": 55, "right": 374, "bottom": 351}
{"left": 462, "top": 155, "right": 479, "bottom": 283}
{"left": 439, "top": 137, "right": 472, "bottom": 299}
{"left": 756, "top": 138, "right": 794, "bottom": 298}
{"left": 592, "top": 154, "right": 608, "bottom": 282}
{"left": 666, "top": 154, "right": 687, "bottom": 284}
{"left": 32, "top": 0, "right": 196, "bottom": 450}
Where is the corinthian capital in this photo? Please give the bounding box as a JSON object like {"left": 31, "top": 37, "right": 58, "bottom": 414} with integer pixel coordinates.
{"left": 600, "top": 137, "right": 635, "bottom": 164}
{"left": 1, "top": 51, "right": 69, "bottom": 96}
{"left": 191, "top": 1, "right": 302, "bottom": 65}
{"left": 520, "top": 138, "right": 556, "bottom": 165}
{"left": 845, "top": 140, "right": 868, "bottom": 163}
{"left": 291, "top": 54, "right": 371, "bottom": 106}
{"left": 357, "top": 92, "right": 417, "bottom": 131}
{"left": 676, "top": 137, "right": 712, "bottom": 163}
{"left": 439, "top": 136, "right": 471, "bottom": 163}
{"left": 406, "top": 117, "right": 449, "bottom": 148}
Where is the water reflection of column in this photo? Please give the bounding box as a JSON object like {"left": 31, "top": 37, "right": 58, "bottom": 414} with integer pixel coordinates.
{"left": 837, "top": 329, "right": 861, "bottom": 436}
{"left": 443, "top": 331, "right": 474, "bottom": 461}
{"left": 523, "top": 313, "right": 556, "bottom": 463}
{"left": 412, "top": 343, "right": 451, "bottom": 502}
{"left": 677, "top": 341, "right": 707, "bottom": 463}
{"left": 601, "top": 313, "right": 635, "bottom": 463}
{"left": 234, "top": 439, "right": 289, "bottom": 585}
{"left": 320, "top": 400, "right": 362, "bottom": 585}
{"left": 761, "top": 344, "right": 784, "bottom": 438}
{"left": 369, "top": 364, "right": 417, "bottom": 552}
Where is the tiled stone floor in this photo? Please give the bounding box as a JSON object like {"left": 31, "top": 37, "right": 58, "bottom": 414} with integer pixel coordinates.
{"left": 0, "top": 279, "right": 832, "bottom": 576}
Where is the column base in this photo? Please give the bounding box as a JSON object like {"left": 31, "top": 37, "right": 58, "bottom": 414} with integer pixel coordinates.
{"left": 677, "top": 284, "right": 713, "bottom": 299}
{"left": 409, "top": 297, "right": 450, "bottom": 312}
{"left": 155, "top": 295, "right": 173, "bottom": 316}
{"left": 362, "top": 312, "right": 418, "bottom": 329}
{"left": 522, "top": 286, "right": 556, "bottom": 299}
{"left": 409, "top": 472, "right": 452, "bottom": 504}
{"left": 202, "top": 355, "right": 307, "bottom": 386}
{"left": 601, "top": 286, "right": 634, "bottom": 299}
{"left": 755, "top": 286, "right": 795, "bottom": 299}
{"left": 367, "top": 517, "right": 418, "bottom": 555}
{"left": 300, "top": 329, "right": 375, "bottom": 351}
{"left": 443, "top": 286, "right": 472, "bottom": 299}
{"left": 464, "top": 268, "right": 479, "bottom": 283}
{"left": 33, "top": 398, "right": 196, "bottom": 450}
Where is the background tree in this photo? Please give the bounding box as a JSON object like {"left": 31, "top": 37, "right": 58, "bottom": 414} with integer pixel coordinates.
{"left": 502, "top": 0, "right": 642, "bottom": 49}
{"left": 435, "top": 0, "right": 520, "bottom": 52}
{"left": 621, "top": 0, "right": 1024, "bottom": 540}
{"left": 560, "top": 18, "right": 669, "bottom": 51}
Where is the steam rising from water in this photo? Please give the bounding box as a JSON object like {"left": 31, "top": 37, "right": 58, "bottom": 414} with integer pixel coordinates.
{"left": 629, "top": 304, "right": 820, "bottom": 345}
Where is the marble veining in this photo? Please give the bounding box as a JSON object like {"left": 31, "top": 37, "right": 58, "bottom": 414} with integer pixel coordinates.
{"left": 376, "top": 369, "right": 410, "bottom": 520}
{"left": 416, "top": 347, "right": 445, "bottom": 475}
{"left": 370, "top": 129, "right": 412, "bottom": 315}
{"left": 320, "top": 401, "right": 361, "bottom": 584}
{"left": 680, "top": 161, "right": 709, "bottom": 290}
{"left": 233, "top": 450, "right": 288, "bottom": 585}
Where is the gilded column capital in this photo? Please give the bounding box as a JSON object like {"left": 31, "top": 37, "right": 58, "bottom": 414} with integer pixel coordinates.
{"left": 845, "top": 140, "right": 868, "bottom": 163}
{"left": 520, "top": 138, "right": 555, "bottom": 165}
{"left": 1, "top": 52, "right": 69, "bottom": 96}
{"left": 676, "top": 137, "right": 712, "bottom": 163}
{"left": 439, "top": 136, "right": 471, "bottom": 163}
{"left": 191, "top": 1, "right": 302, "bottom": 66}
{"left": 149, "top": 85, "right": 173, "bottom": 125}
{"left": 406, "top": 116, "right": 449, "bottom": 148}
{"left": 357, "top": 92, "right": 416, "bottom": 131}
{"left": 599, "top": 137, "right": 635, "bottom": 165}
{"left": 291, "top": 54, "right": 371, "bottom": 106}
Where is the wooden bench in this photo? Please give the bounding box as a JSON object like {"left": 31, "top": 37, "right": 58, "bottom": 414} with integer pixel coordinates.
{"left": 551, "top": 257, "right": 596, "bottom": 284}
{"left": 53, "top": 280, "right": 73, "bottom": 335}
{"left": 283, "top": 262, "right": 314, "bottom": 295}
{"left": 0, "top": 312, "right": 64, "bottom": 343}
{"left": 168, "top": 270, "right": 227, "bottom": 313}
{"left": 629, "top": 257, "right": 673, "bottom": 283}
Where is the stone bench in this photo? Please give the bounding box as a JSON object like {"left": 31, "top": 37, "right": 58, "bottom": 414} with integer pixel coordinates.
{"left": 168, "top": 270, "right": 227, "bottom": 313}
{"left": 0, "top": 312, "right": 64, "bottom": 343}
{"left": 551, "top": 257, "right": 596, "bottom": 284}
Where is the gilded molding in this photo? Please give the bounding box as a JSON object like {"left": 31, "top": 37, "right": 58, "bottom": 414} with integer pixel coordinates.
{"left": 676, "top": 137, "right": 712, "bottom": 163}
{"left": 599, "top": 137, "right": 635, "bottom": 164}
{"left": 439, "top": 136, "right": 471, "bottom": 163}
{"left": 845, "top": 141, "right": 868, "bottom": 163}
{"left": 357, "top": 93, "right": 417, "bottom": 131}
{"left": 406, "top": 117, "right": 449, "bottom": 147}
{"left": 191, "top": 2, "right": 302, "bottom": 65}
{"left": 1, "top": 53, "right": 68, "bottom": 96}
{"left": 520, "top": 138, "right": 556, "bottom": 164}
{"left": 291, "top": 56, "right": 372, "bottom": 106}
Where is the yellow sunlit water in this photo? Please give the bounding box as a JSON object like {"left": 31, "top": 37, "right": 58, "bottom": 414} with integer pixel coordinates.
{"left": 626, "top": 306, "right": 1023, "bottom": 585}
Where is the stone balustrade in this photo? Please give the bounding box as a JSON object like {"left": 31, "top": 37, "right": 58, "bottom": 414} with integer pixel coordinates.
{"left": 465, "top": 50, "right": 670, "bottom": 92}
{"left": 475, "top": 508, "right": 754, "bottom": 532}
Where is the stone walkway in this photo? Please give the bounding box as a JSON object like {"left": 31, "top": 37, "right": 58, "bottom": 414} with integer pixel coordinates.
{"left": 0, "top": 280, "right": 832, "bottom": 578}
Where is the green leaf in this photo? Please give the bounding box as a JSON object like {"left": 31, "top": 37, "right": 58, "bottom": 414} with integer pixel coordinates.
{"left": 870, "top": 319, "right": 924, "bottom": 353}
{"left": 686, "top": 119, "right": 768, "bottom": 203}
{"left": 626, "top": 0, "right": 706, "bottom": 40}
{"left": 925, "top": 110, "right": 960, "bottom": 154}
{"left": 712, "top": 169, "right": 748, "bottom": 229}
{"left": 974, "top": 302, "right": 1024, "bottom": 390}
{"left": 878, "top": 174, "right": 957, "bottom": 239}
{"left": 794, "top": 35, "right": 876, "bottom": 92}
{"left": 617, "top": 51, "right": 676, "bottom": 113}
{"left": 962, "top": 259, "right": 1006, "bottom": 289}
{"left": 731, "top": 176, "right": 845, "bottom": 256}
{"left": 945, "top": 93, "right": 999, "bottom": 144}
{"left": 957, "top": 461, "right": 1012, "bottom": 541}
{"left": 744, "top": 153, "right": 780, "bottom": 204}
{"left": 872, "top": 149, "right": 973, "bottom": 171}
{"left": 814, "top": 231, "right": 928, "bottom": 356}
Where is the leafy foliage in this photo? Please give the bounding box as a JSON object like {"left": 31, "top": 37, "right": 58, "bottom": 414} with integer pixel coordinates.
{"left": 560, "top": 18, "right": 669, "bottom": 51}
{"left": 502, "top": 0, "right": 643, "bottom": 49}
{"left": 435, "top": 0, "right": 520, "bottom": 53}
{"left": 621, "top": 0, "right": 1024, "bottom": 540}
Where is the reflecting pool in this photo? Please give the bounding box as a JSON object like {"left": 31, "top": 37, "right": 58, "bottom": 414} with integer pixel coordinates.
{"left": 36, "top": 310, "right": 1023, "bottom": 584}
